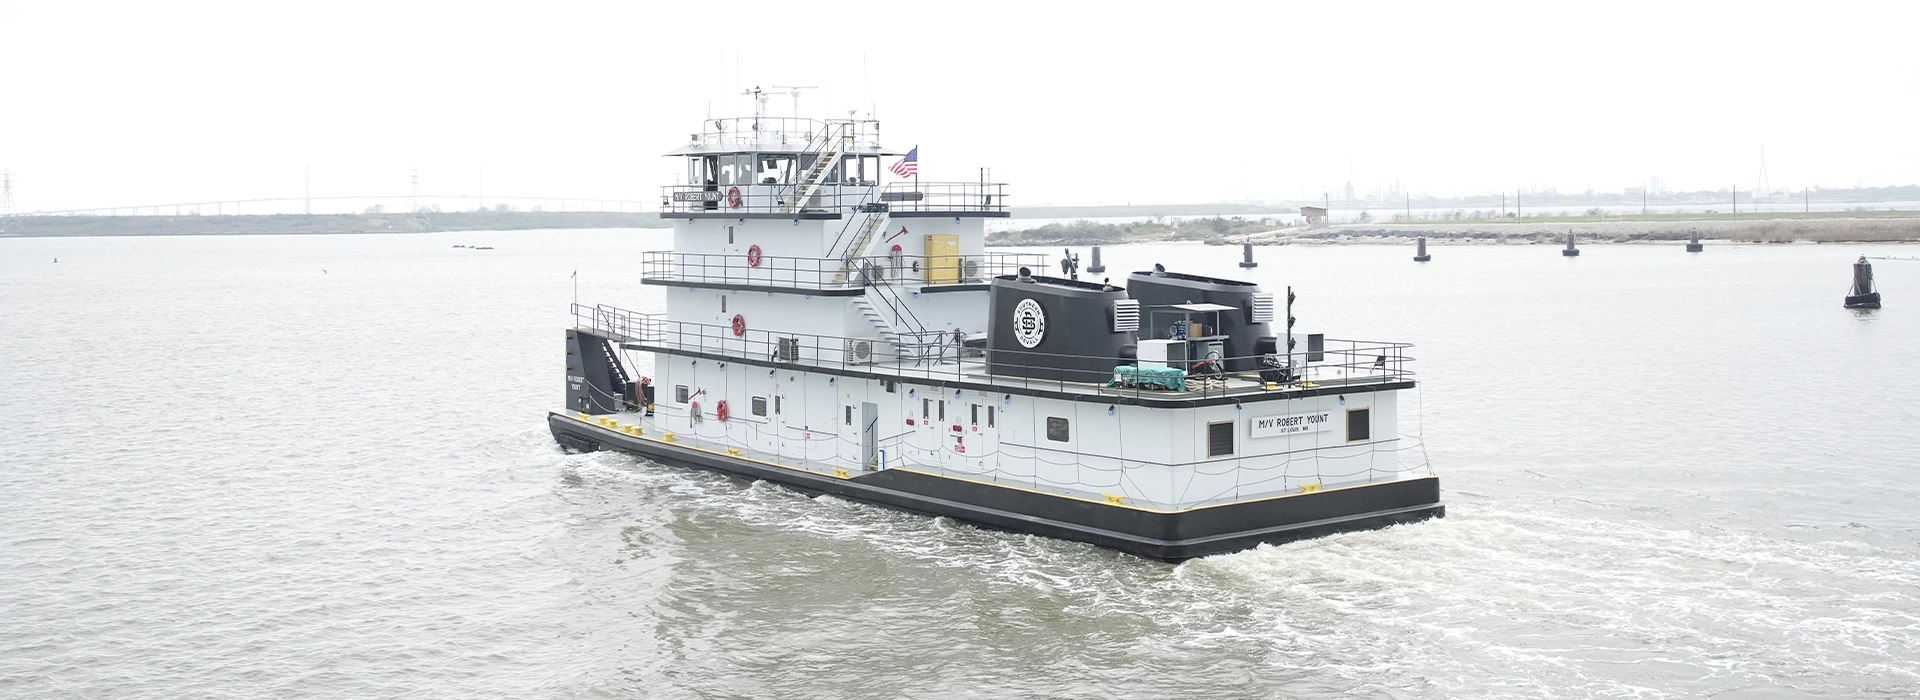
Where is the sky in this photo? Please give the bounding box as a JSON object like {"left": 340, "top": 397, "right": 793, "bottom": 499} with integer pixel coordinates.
{"left": 2, "top": 0, "right": 1917, "bottom": 212}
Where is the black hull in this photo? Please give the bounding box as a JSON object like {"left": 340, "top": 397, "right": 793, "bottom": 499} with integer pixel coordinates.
{"left": 549, "top": 412, "right": 1444, "bottom": 562}
{"left": 1845, "top": 292, "right": 1881, "bottom": 309}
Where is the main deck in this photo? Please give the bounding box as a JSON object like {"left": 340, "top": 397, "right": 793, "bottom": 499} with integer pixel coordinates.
{"left": 573, "top": 302, "right": 1415, "bottom": 407}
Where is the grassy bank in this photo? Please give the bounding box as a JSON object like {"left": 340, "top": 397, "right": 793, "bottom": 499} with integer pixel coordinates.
{"left": 989, "top": 217, "right": 1282, "bottom": 245}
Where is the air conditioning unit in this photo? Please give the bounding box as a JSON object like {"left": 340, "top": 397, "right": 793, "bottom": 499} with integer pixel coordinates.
{"left": 844, "top": 338, "right": 876, "bottom": 365}
{"left": 1111, "top": 299, "right": 1141, "bottom": 333}
{"left": 1250, "top": 292, "right": 1276, "bottom": 324}
{"left": 961, "top": 258, "right": 982, "bottom": 281}
{"left": 775, "top": 337, "right": 801, "bottom": 362}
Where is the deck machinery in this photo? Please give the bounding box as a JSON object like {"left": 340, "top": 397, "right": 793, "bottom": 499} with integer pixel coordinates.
{"left": 549, "top": 113, "right": 1443, "bottom": 561}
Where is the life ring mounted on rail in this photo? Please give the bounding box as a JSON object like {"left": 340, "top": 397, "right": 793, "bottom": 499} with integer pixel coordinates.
{"left": 731, "top": 314, "right": 746, "bottom": 336}
{"left": 716, "top": 400, "right": 730, "bottom": 422}
{"left": 726, "top": 186, "right": 743, "bottom": 208}
{"left": 746, "top": 244, "right": 762, "bottom": 267}
{"left": 690, "top": 400, "right": 701, "bottom": 423}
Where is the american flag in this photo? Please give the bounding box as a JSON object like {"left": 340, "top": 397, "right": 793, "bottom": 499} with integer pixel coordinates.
{"left": 890, "top": 147, "right": 918, "bottom": 178}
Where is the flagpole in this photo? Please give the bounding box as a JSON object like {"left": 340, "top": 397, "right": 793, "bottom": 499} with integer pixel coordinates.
{"left": 913, "top": 144, "right": 920, "bottom": 195}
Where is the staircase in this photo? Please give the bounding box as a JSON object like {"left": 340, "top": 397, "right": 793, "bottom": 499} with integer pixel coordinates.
{"left": 852, "top": 297, "right": 903, "bottom": 352}
{"left": 830, "top": 211, "right": 889, "bottom": 284}
{"left": 781, "top": 123, "right": 850, "bottom": 212}
{"left": 595, "top": 337, "right": 635, "bottom": 409}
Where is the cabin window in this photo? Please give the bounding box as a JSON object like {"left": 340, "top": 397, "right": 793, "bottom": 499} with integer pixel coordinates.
{"left": 883, "top": 380, "right": 897, "bottom": 394}
{"left": 987, "top": 406, "right": 995, "bottom": 428}
{"left": 970, "top": 404, "right": 978, "bottom": 426}
{"left": 757, "top": 154, "right": 794, "bottom": 185}
{"left": 751, "top": 397, "right": 767, "bottom": 417}
{"left": 675, "top": 385, "right": 689, "bottom": 403}
{"left": 1207, "top": 421, "right": 1235, "bottom": 457}
{"left": 938, "top": 401, "right": 946, "bottom": 422}
{"left": 775, "top": 396, "right": 783, "bottom": 415}
{"left": 1347, "top": 408, "right": 1371, "bottom": 442}
{"left": 1046, "top": 417, "right": 1069, "bottom": 442}
{"left": 922, "top": 398, "right": 930, "bottom": 419}
{"left": 727, "top": 225, "right": 734, "bottom": 244}
{"left": 845, "top": 406, "right": 853, "bottom": 426}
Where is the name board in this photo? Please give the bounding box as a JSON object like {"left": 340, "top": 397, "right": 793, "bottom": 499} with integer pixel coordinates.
{"left": 1249, "top": 411, "right": 1332, "bottom": 438}
{"left": 672, "top": 191, "right": 723, "bottom": 202}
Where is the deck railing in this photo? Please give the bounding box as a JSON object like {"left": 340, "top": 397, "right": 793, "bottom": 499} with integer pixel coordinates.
{"left": 680, "top": 117, "right": 883, "bottom": 153}
{"left": 660, "top": 181, "right": 1011, "bottom": 216}
{"left": 570, "top": 303, "right": 1415, "bottom": 397}
{"left": 640, "top": 251, "right": 1048, "bottom": 290}
{"left": 880, "top": 182, "right": 1009, "bottom": 215}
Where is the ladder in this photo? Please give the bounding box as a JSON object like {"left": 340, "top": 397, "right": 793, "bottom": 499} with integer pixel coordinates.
{"left": 781, "top": 123, "right": 850, "bottom": 212}
{"left": 830, "top": 212, "right": 889, "bottom": 284}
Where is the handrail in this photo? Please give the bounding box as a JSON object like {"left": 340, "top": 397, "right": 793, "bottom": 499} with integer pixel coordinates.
{"left": 570, "top": 303, "right": 1416, "bottom": 399}
{"left": 681, "top": 117, "right": 883, "bottom": 153}
{"left": 640, "top": 250, "right": 1048, "bottom": 290}
{"left": 881, "top": 182, "right": 1009, "bottom": 214}
{"left": 825, "top": 190, "right": 884, "bottom": 258}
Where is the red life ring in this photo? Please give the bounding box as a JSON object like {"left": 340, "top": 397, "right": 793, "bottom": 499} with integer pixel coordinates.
{"left": 731, "top": 314, "right": 746, "bottom": 336}
{"left": 746, "top": 244, "right": 762, "bottom": 267}
{"left": 690, "top": 400, "right": 700, "bottom": 418}
{"left": 716, "top": 400, "right": 730, "bottom": 422}
{"left": 726, "top": 186, "right": 743, "bottom": 208}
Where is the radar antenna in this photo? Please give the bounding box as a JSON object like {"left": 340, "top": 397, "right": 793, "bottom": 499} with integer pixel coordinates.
{"left": 741, "top": 86, "right": 771, "bottom": 129}
{"left": 770, "top": 85, "right": 817, "bottom": 118}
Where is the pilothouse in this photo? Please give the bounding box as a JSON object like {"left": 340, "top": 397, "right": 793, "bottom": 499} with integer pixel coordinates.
{"left": 549, "top": 109, "right": 1442, "bottom": 561}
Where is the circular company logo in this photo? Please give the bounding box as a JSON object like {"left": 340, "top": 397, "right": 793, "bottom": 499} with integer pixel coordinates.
{"left": 1012, "top": 298, "right": 1047, "bottom": 349}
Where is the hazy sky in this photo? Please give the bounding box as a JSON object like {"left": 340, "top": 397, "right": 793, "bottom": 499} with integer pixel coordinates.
{"left": 3, "top": 0, "right": 1916, "bottom": 211}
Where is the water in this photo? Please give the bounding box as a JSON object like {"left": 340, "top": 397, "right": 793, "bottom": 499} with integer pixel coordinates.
{"left": 3, "top": 231, "right": 1917, "bottom": 698}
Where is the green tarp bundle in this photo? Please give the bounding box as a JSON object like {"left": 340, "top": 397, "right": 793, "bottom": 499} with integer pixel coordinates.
{"left": 1110, "top": 365, "right": 1186, "bottom": 391}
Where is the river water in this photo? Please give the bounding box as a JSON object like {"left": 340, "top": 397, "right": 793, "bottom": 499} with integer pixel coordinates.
{"left": 2, "top": 231, "right": 1916, "bottom": 698}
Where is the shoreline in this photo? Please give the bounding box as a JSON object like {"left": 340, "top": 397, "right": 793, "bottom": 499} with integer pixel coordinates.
{"left": 0, "top": 211, "right": 670, "bottom": 238}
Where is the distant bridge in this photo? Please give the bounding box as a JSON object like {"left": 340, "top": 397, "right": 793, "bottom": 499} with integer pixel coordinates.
{"left": 21, "top": 194, "right": 654, "bottom": 217}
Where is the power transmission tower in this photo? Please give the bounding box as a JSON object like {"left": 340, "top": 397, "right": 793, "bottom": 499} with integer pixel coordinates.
{"left": 1756, "top": 146, "right": 1772, "bottom": 210}
{"left": 408, "top": 168, "right": 421, "bottom": 214}
{"left": 0, "top": 170, "right": 18, "bottom": 235}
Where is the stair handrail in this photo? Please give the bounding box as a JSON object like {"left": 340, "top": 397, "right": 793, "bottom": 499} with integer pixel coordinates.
{"left": 784, "top": 121, "right": 851, "bottom": 213}
{"left": 825, "top": 188, "right": 885, "bottom": 262}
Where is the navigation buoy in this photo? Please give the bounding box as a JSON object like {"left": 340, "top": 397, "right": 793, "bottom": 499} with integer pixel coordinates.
{"left": 1239, "top": 243, "right": 1258, "bottom": 268}
{"left": 1413, "top": 237, "right": 1431, "bottom": 262}
{"left": 1562, "top": 231, "right": 1580, "bottom": 257}
{"left": 1845, "top": 256, "right": 1881, "bottom": 309}
{"left": 1685, "top": 228, "right": 1704, "bottom": 253}
{"left": 1086, "top": 246, "right": 1106, "bottom": 273}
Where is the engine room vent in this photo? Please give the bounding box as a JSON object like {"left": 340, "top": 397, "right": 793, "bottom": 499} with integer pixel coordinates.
{"left": 1111, "top": 299, "right": 1141, "bottom": 333}
{"left": 1249, "top": 292, "right": 1276, "bottom": 324}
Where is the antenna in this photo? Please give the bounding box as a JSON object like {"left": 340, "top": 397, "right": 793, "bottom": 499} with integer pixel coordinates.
{"left": 741, "top": 86, "right": 771, "bottom": 126}
{"left": 770, "top": 85, "right": 816, "bottom": 118}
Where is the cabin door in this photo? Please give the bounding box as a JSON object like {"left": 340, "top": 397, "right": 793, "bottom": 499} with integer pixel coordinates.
{"left": 924, "top": 234, "right": 960, "bottom": 284}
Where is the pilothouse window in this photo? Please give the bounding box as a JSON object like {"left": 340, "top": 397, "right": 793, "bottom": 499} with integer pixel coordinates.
{"left": 758, "top": 154, "right": 794, "bottom": 185}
